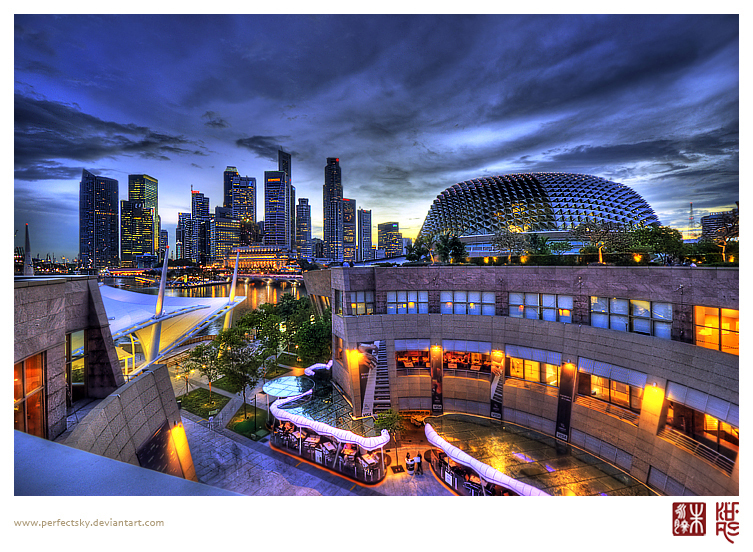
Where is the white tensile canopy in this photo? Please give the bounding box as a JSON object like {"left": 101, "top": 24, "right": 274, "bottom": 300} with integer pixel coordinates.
{"left": 99, "top": 284, "right": 245, "bottom": 370}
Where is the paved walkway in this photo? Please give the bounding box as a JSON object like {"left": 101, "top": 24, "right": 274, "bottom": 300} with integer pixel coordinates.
{"left": 167, "top": 358, "right": 452, "bottom": 496}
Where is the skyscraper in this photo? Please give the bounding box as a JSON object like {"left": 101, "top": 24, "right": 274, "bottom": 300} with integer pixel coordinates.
{"left": 323, "top": 157, "right": 343, "bottom": 261}
{"left": 191, "top": 190, "right": 211, "bottom": 264}
{"left": 343, "top": 198, "right": 356, "bottom": 263}
{"left": 159, "top": 229, "right": 168, "bottom": 261}
{"left": 264, "top": 171, "right": 292, "bottom": 249}
{"left": 296, "top": 198, "right": 312, "bottom": 259}
{"left": 378, "top": 222, "right": 402, "bottom": 258}
{"left": 357, "top": 208, "right": 373, "bottom": 261}
{"left": 79, "top": 169, "right": 119, "bottom": 269}
{"left": 176, "top": 212, "right": 192, "bottom": 261}
{"left": 120, "top": 201, "right": 154, "bottom": 267}
{"left": 211, "top": 206, "right": 240, "bottom": 265}
{"left": 120, "top": 174, "right": 159, "bottom": 267}
{"left": 231, "top": 175, "right": 256, "bottom": 222}
{"left": 128, "top": 174, "right": 159, "bottom": 252}
{"left": 278, "top": 149, "right": 295, "bottom": 255}
{"left": 223, "top": 166, "right": 240, "bottom": 209}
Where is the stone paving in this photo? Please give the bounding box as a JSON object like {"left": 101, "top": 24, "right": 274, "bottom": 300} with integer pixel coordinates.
{"left": 170, "top": 359, "right": 452, "bottom": 497}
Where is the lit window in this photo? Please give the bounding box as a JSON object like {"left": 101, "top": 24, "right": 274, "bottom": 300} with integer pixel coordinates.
{"left": 441, "top": 291, "right": 495, "bottom": 315}
{"left": 695, "top": 306, "right": 738, "bottom": 355}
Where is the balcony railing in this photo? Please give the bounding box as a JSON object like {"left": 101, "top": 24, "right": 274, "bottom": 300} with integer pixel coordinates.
{"left": 657, "top": 428, "right": 735, "bottom": 475}
{"left": 574, "top": 395, "right": 640, "bottom": 426}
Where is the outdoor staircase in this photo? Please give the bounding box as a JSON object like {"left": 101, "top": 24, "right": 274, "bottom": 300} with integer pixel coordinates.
{"left": 372, "top": 340, "right": 392, "bottom": 414}
{"left": 490, "top": 373, "right": 504, "bottom": 406}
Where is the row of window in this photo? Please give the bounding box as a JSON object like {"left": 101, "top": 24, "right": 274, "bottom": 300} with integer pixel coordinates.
{"left": 338, "top": 289, "right": 739, "bottom": 355}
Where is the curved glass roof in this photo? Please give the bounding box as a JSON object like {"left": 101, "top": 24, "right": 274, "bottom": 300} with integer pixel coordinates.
{"left": 263, "top": 375, "right": 315, "bottom": 398}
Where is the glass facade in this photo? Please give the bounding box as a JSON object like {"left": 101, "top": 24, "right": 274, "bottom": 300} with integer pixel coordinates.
{"left": 14, "top": 353, "right": 46, "bottom": 438}
{"left": 591, "top": 297, "right": 672, "bottom": 338}
{"left": 695, "top": 306, "right": 739, "bottom": 355}
{"left": 510, "top": 292, "right": 572, "bottom": 322}
{"left": 507, "top": 357, "right": 560, "bottom": 387}
{"left": 441, "top": 291, "right": 494, "bottom": 315}
{"left": 349, "top": 291, "right": 375, "bottom": 315}
{"left": 388, "top": 290, "right": 428, "bottom": 314}
{"left": 665, "top": 401, "right": 739, "bottom": 462}
{"left": 577, "top": 372, "right": 643, "bottom": 413}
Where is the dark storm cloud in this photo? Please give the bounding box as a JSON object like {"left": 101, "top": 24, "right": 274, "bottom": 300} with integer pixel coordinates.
{"left": 14, "top": 93, "right": 208, "bottom": 180}
{"left": 202, "top": 111, "right": 230, "bottom": 129}
{"left": 236, "top": 135, "right": 291, "bottom": 162}
{"left": 14, "top": 21, "right": 56, "bottom": 57}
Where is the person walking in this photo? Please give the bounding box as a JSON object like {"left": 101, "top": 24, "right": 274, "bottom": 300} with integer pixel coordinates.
{"left": 406, "top": 452, "right": 415, "bottom": 475}
{"left": 415, "top": 452, "right": 423, "bottom": 474}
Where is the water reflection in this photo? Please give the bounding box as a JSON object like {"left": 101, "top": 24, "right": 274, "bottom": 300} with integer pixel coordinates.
{"left": 110, "top": 278, "right": 306, "bottom": 335}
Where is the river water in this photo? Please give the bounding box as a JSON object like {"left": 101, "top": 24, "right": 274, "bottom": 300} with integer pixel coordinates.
{"left": 109, "top": 278, "right": 306, "bottom": 335}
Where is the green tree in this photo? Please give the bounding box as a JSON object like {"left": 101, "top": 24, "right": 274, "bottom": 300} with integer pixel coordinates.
{"left": 405, "top": 236, "right": 431, "bottom": 262}
{"left": 634, "top": 225, "right": 685, "bottom": 264}
{"left": 223, "top": 340, "right": 266, "bottom": 420}
{"left": 549, "top": 241, "right": 572, "bottom": 256}
{"left": 525, "top": 234, "right": 551, "bottom": 255}
{"left": 434, "top": 233, "right": 467, "bottom": 263}
{"left": 491, "top": 226, "right": 527, "bottom": 263}
{"left": 182, "top": 341, "right": 224, "bottom": 404}
{"left": 572, "top": 221, "right": 635, "bottom": 263}
{"left": 294, "top": 309, "right": 332, "bottom": 365}
{"left": 374, "top": 408, "right": 405, "bottom": 468}
{"left": 703, "top": 209, "right": 739, "bottom": 263}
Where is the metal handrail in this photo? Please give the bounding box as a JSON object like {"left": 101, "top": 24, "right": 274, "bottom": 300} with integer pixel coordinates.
{"left": 657, "top": 428, "right": 735, "bottom": 475}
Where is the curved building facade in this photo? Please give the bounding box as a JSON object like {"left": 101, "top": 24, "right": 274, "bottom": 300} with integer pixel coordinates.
{"left": 419, "top": 173, "right": 660, "bottom": 241}
{"left": 304, "top": 265, "right": 739, "bottom": 496}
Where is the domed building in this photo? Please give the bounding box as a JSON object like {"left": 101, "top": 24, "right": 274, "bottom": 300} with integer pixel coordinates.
{"left": 418, "top": 173, "right": 660, "bottom": 256}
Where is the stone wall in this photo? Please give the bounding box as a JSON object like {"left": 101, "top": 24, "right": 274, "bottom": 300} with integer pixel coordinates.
{"left": 15, "top": 276, "right": 125, "bottom": 439}
{"left": 63, "top": 363, "right": 197, "bottom": 481}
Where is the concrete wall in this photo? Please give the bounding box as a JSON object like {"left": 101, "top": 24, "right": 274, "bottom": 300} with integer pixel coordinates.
{"left": 63, "top": 363, "right": 197, "bottom": 481}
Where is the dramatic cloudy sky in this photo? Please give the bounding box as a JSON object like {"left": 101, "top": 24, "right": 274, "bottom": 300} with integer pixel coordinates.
{"left": 14, "top": 14, "right": 739, "bottom": 260}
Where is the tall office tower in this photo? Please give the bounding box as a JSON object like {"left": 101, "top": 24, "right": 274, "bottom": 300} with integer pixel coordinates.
{"left": 311, "top": 237, "right": 324, "bottom": 258}
{"left": 278, "top": 149, "right": 296, "bottom": 254}
{"left": 120, "top": 200, "right": 155, "bottom": 267}
{"left": 378, "top": 222, "right": 403, "bottom": 258}
{"left": 211, "top": 206, "right": 240, "bottom": 265}
{"left": 190, "top": 190, "right": 211, "bottom": 264}
{"left": 231, "top": 175, "right": 256, "bottom": 222}
{"left": 264, "top": 170, "right": 292, "bottom": 248}
{"left": 343, "top": 198, "right": 357, "bottom": 263}
{"left": 176, "top": 212, "right": 192, "bottom": 260}
{"left": 402, "top": 237, "right": 413, "bottom": 256}
{"left": 159, "top": 229, "right": 168, "bottom": 261}
{"left": 79, "top": 169, "right": 119, "bottom": 269}
{"left": 357, "top": 208, "right": 373, "bottom": 261}
{"left": 223, "top": 166, "right": 240, "bottom": 209}
{"left": 296, "top": 198, "right": 312, "bottom": 259}
{"left": 323, "top": 157, "right": 343, "bottom": 261}
{"left": 128, "top": 174, "right": 159, "bottom": 252}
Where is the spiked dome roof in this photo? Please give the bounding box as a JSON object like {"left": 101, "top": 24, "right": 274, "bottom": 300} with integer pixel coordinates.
{"left": 418, "top": 173, "right": 659, "bottom": 239}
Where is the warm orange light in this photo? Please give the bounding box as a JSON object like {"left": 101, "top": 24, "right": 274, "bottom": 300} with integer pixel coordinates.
{"left": 633, "top": 254, "right": 642, "bottom": 263}
{"left": 484, "top": 257, "right": 489, "bottom": 264}
{"left": 520, "top": 256, "right": 528, "bottom": 263}
{"left": 641, "top": 383, "right": 665, "bottom": 414}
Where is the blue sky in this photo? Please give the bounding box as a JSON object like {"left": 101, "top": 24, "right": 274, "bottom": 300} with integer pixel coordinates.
{"left": 14, "top": 14, "right": 739, "bottom": 260}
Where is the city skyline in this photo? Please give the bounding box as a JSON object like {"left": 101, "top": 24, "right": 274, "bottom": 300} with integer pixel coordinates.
{"left": 14, "top": 14, "right": 739, "bottom": 260}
